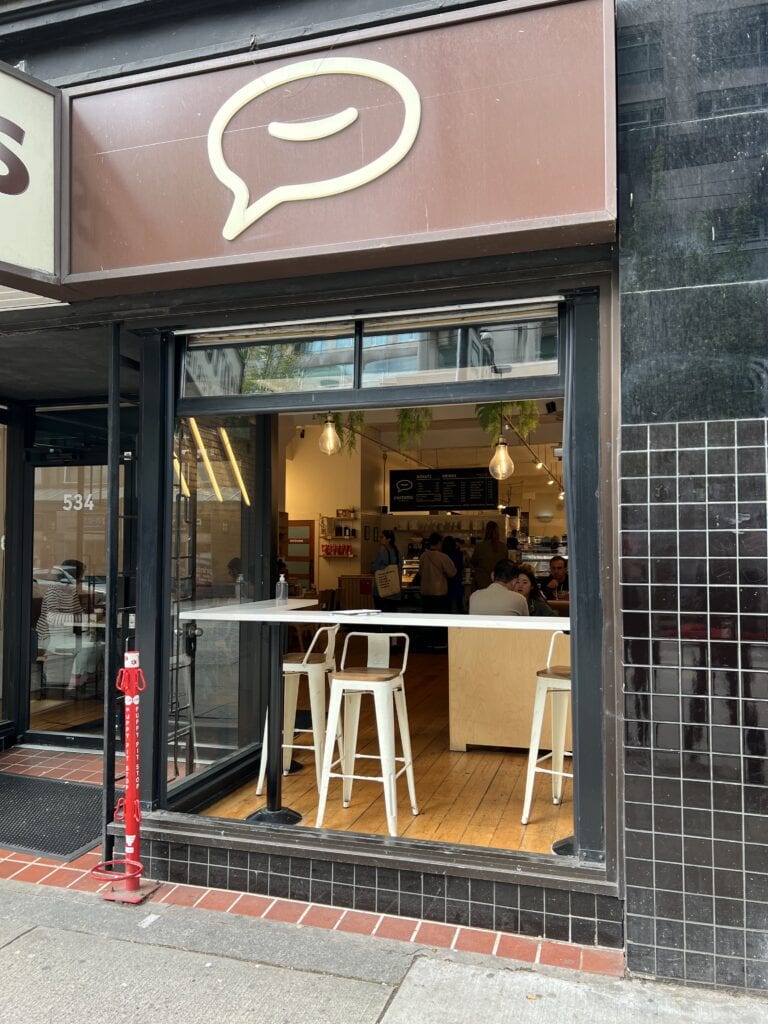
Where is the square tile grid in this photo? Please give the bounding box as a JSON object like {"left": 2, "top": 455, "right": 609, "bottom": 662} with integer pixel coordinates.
{"left": 621, "top": 419, "right": 768, "bottom": 992}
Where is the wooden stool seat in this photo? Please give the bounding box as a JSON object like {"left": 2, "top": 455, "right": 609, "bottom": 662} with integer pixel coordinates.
{"left": 283, "top": 652, "right": 326, "bottom": 665}
{"left": 333, "top": 668, "right": 401, "bottom": 682}
{"left": 537, "top": 665, "right": 570, "bottom": 679}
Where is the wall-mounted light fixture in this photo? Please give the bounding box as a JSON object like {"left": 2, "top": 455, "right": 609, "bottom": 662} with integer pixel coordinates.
{"left": 189, "top": 417, "right": 223, "bottom": 502}
{"left": 219, "top": 427, "right": 251, "bottom": 507}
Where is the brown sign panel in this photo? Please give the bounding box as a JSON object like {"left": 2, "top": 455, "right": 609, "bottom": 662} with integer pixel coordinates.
{"left": 67, "top": 0, "right": 615, "bottom": 293}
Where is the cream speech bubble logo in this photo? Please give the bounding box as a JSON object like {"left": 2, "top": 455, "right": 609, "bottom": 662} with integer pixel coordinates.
{"left": 207, "top": 56, "right": 421, "bottom": 240}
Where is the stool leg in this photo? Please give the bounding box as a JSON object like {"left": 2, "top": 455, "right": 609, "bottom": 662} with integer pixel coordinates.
{"left": 306, "top": 665, "right": 326, "bottom": 791}
{"left": 521, "top": 680, "right": 548, "bottom": 825}
{"left": 342, "top": 692, "right": 362, "bottom": 808}
{"left": 316, "top": 682, "right": 343, "bottom": 830}
{"left": 373, "top": 685, "right": 398, "bottom": 837}
{"left": 255, "top": 711, "right": 269, "bottom": 796}
{"left": 551, "top": 688, "right": 570, "bottom": 805}
{"left": 394, "top": 684, "right": 418, "bottom": 816}
{"left": 282, "top": 673, "right": 300, "bottom": 775}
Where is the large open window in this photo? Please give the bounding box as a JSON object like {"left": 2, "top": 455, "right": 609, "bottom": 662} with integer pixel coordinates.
{"left": 168, "top": 295, "right": 605, "bottom": 864}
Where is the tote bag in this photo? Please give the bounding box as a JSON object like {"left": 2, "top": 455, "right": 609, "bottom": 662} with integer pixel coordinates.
{"left": 374, "top": 563, "right": 401, "bottom": 598}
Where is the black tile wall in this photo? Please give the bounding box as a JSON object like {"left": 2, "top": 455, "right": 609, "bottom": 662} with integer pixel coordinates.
{"left": 621, "top": 419, "right": 768, "bottom": 992}
{"left": 144, "top": 836, "right": 623, "bottom": 948}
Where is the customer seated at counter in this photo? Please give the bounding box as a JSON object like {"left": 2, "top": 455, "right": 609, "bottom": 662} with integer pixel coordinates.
{"left": 510, "top": 567, "right": 557, "bottom": 616}
{"left": 542, "top": 555, "right": 569, "bottom": 601}
{"left": 468, "top": 559, "right": 529, "bottom": 616}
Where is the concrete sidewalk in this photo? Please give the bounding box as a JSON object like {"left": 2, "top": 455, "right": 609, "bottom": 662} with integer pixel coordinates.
{"left": 0, "top": 878, "right": 765, "bottom": 1022}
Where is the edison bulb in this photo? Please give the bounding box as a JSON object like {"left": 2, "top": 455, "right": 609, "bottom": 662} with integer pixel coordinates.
{"left": 318, "top": 416, "right": 342, "bottom": 456}
{"left": 489, "top": 437, "right": 515, "bottom": 480}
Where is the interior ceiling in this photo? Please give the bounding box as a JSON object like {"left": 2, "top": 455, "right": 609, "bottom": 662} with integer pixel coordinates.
{"left": 283, "top": 400, "right": 565, "bottom": 482}
{"left": 0, "top": 323, "right": 142, "bottom": 403}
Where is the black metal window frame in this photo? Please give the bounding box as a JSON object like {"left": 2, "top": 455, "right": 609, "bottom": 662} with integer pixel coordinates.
{"left": 168, "top": 291, "right": 608, "bottom": 877}
{"left": 178, "top": 301, "right": 565, "bottom": 416}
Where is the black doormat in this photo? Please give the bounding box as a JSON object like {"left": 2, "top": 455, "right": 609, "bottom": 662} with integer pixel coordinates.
{"left": 0, "top": 773, "right": 103, "bottom": 861}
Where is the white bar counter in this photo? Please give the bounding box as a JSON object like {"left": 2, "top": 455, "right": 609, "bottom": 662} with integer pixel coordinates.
{"left": 179, "top": 598, "right": 569, "bottom": 632}
{"left": 179, "top": 598, "right": 571, "bottom": 756}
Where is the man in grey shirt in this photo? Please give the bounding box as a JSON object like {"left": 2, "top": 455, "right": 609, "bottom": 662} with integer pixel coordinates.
{"left": 469, "top": 558, "right": 529, "bottom": 616}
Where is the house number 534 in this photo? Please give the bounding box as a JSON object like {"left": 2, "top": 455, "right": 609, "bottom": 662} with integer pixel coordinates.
{"left": 62, "top": 493, "right": 95, "bottom": 511}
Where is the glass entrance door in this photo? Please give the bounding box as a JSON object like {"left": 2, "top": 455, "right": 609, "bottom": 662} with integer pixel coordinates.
{"left": 29, "top": 463, "right": 114, "bottom": 737}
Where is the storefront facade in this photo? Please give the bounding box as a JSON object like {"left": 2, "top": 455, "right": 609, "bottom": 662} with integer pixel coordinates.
{"left": 0, "top": 0, "right": 766, "bottom": 993}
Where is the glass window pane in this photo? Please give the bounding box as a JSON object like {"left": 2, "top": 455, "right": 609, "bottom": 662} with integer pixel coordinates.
{"left": 361, "top": 315, "right": 558, "bottom": 389}
{"left": 184, "top": 325, "right": 355, "bottom": 397}
{"left": 169, "top": 417, "right": 262, "bottom": 786}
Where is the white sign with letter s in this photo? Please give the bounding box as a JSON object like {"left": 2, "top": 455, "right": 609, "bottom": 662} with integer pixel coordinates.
{"left": 0, "top": 62, "right": 57, "bottom": 276}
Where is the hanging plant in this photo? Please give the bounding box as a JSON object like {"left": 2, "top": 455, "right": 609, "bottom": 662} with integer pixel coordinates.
{"left": 397, "top": 407, "right": 432, "bottom": 450}
{"left": 344, "top": 410, "right": 366, "bottom": 453}
{"left": 475, "top": 400, "right": 540, "bottom": 443}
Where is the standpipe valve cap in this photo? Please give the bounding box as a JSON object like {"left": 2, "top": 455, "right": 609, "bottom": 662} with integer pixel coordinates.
{"left": 124, "top": 651, "right": 140, "bottom": 669}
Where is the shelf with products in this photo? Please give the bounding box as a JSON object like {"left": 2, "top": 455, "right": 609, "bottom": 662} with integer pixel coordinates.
{"left": 319, "top": 511, "right": 360, "bottom": 540}
{"left": 320, "top": 541, "right": 356, "bottom": 559}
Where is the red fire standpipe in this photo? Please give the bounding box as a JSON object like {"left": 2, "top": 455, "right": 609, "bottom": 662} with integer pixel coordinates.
{"left": 114, "top": 650, "right": 145, "bottom": 890}
{"left": 92, "top": 651, "right": 156, "bottom": 902}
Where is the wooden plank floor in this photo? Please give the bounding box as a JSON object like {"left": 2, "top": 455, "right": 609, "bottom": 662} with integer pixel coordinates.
{"left": 203, "top": 653, "right": 573, "bottom": 855}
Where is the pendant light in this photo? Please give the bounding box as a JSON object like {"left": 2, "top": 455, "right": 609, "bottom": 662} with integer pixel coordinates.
{"left": 318, "top": 413, "right": 342, "bottom": 456}
{"left": 488, "top": 407, "right": 514, "bottom": 481}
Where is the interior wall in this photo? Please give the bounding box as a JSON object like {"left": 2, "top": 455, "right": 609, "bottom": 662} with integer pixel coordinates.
{"left": 284, "top": 424, "right": 362, "bottom": 590}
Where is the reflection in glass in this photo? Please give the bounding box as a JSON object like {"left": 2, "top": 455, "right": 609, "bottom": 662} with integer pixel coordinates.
{"left": 361, "top": 314, "right": 558, "bottom": 389}
{"left": 30, "top": 464, "right": 114, "bottom": 735}
{"left": 183, "top": 324, "right": 355, "bottom": 397}
{"left": 169, "top": 417, "right": 261, "bottom": 784}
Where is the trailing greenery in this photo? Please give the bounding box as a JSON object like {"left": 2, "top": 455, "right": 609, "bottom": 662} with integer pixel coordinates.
{"left": 475, "top": 401, "right": 540, "bottom": 443}
{"left": 397, "top": 407, "right": 433, "bottom": 449}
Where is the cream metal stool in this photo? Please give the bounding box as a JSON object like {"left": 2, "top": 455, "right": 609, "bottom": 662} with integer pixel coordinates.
{"left": 521, "top": 630, "right": 573, "bottom": 826}
{"left": 256, "top": 624, "right": 340, "bottom": 795}
{"left": 316, "top": 632, "right": 418, "bottom": 837}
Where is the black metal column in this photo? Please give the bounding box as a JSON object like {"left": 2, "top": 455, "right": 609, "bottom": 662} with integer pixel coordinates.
{"left": 101, "top": 323, "right": 122, "bottom": 861}
{"left": 564, "top": 290, "right": 604, "bottom": 863}
{"left": 246, "top": 413, "right": 301, "bottom": 825}
{"left": 1, "top": 404, "right": 34, "bottom": 738}
{"left": 136, "top": 330, "right": 175, "bottom": 811}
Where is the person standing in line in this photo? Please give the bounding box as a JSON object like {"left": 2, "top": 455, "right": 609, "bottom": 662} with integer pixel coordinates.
{"left": 418, "top": 533, "right": 456, "bottom": 614}
{"left": 470, "top": 521, "right": 507, "bottom": 591}
{"left": 441, "top": 535, "right": 465, "bottom": 614}
{"left": 371, "top": 529, "right": 403, "bottom": 612}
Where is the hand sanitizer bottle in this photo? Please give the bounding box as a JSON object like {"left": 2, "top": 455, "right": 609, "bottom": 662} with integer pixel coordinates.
{"left": 275, "top": 573, "right": 288, "bottom": 604}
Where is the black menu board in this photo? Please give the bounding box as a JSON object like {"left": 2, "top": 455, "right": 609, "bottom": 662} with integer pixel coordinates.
{"left": 390, "top": 469, "right": 498, "bottom": 511}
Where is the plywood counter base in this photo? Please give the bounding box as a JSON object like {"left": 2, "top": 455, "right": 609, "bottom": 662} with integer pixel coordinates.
{"left": 448, "top": 628, "right": 572, "bottom": 752}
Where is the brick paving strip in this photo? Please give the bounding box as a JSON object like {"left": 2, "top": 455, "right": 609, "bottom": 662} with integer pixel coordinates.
{"left": 0, "top": 845, "right": 623, "bottom": 977}
{"left": 0, "top": 747, "right": 623, "bottom": 978}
